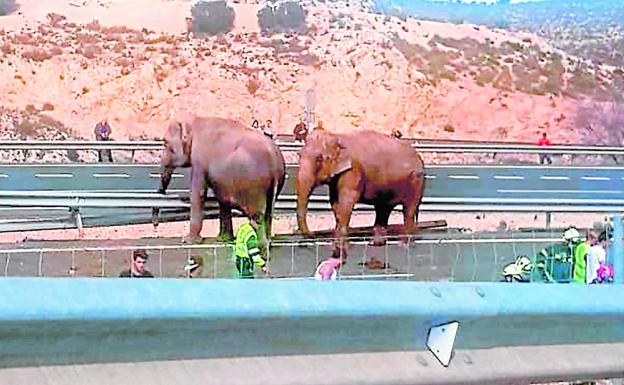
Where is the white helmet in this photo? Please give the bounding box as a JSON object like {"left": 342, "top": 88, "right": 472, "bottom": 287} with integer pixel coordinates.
{"left": 563, "top": 227, "right": 581, "bottom": 243}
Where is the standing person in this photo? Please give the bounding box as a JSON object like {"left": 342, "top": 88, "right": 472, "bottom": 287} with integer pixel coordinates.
{"left": 293, "top": 119, "right": 308, "bottom": 142}
{"left": 94, "top": 119, "right": 113, "bottom": 163}
{"left": 391, "top": 129, "right": 403, "bottom": 139}
{"left": 263, "top": 119, "right": 275, "bottom": 139}
{"left": 251, "top": 119, "right": 260, "bottom": 132}
{"left": 119, "top": 249, "right": 154, "bottom": 278}
{"left": 314, "top": 256, "right": 343, "bottom": 280}
{"left": 233, "top": 219, "right": 268, "bottom": 279}
{"left": 587, "top": 231, "right": 608, "bottom": 284}
{"left": 537, "top": 132, "right": 553, "bottom": 165}
{"left": 563, "top": 227, "right": 591, "bottom": 284}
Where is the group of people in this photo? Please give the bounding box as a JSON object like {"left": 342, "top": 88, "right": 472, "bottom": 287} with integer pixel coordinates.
{"left": 251, "top": 118, "right": 276, "bottom": 139}
{"left": 117, "top": 219, "right": 343, "bottom": 280}
{"left": 502, "top": 226, "right": 614, "bottom": 284}
{"left": 563, "top": 227, "right": 613, "bottom": 284}
{"left": 118, "top": 248, "right": 202, "bottom": 279}
{"left": 228, "top": 218, "right": 343, "bottom": 280}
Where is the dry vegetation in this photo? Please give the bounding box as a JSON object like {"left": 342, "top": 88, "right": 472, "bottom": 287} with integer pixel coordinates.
{"left": 0, "top": 0, "right": 619, "bottom": 150}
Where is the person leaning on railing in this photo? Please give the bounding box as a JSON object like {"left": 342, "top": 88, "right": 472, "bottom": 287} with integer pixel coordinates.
{"left": 94, "top": 119, "right": 114, "bottom": 163}
{"left": 119, "top": 249, "right": 154, "bottom": 278}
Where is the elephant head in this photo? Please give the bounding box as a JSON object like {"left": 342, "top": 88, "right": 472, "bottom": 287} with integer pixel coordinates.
{"left": 152, "top": 120, "right": 193, "bottom": 227}
{"left": 296, "top": 130, "right": 352, "bottom": 235}
{"left": 162, "top": 121, "right": 193, "bottom": 168}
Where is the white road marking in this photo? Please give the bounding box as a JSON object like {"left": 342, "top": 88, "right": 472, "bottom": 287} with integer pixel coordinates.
{"left": 149, "top": 173, "right": 185, "bottom": 178}
{"left": 34, "top": 174, "right": 73, "bottom": 178}
{"left": 539, "top": 176, "right": 569, "bottom": 180}
{"left": 493, "top": 175, "right": 524, "bottom": 180}
{"left": 448, "top": 175, "right": 480, "bottom": 180}
{"left": 93, "top": 174, "right": 130, "bottom": 178}
{"left": 581, "top": 176, "right": 611, "bottom": 181}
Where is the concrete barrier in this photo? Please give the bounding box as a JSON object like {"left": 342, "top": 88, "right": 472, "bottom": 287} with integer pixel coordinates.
{"left": 0, "top": 278, "right": 623, "bottom": 384}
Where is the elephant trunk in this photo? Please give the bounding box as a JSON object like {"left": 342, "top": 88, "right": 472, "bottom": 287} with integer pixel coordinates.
{"left": 296, "top": 161, "right": 315, "bottom": 236}
{"left": 152, "top": 165, "right": 174, "bottom": 227}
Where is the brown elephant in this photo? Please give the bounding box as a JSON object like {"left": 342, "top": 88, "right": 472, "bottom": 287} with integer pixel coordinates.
{"left": 152, "top": 117, "right": 286, "bottom": 245}
{"left": 296, "top": 128, "right": 425, "bottom": 258}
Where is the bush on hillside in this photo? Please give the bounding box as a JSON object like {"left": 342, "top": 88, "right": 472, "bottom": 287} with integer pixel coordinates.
{"left": 0, "top": 0, "right": 18, "bottom": 16}
{"left": 190, "top": 1, "right": 235, "bottom": 36}
{"left": 258, "top": 1, "right": 307, "bottom": 34}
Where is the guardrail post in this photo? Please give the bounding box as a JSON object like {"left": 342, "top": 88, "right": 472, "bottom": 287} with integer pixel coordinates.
{"left": 612, "top": 214, "right": 623, "bottom": 284}
{"left": 70, "top": 207, "right": 84, "bottom": 238}
{"left": 545, "top": 212, "right": 552, "bottom": 228}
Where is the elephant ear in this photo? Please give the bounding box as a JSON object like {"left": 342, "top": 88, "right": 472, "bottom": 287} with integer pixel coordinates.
{"left": 329, "top": 140, "right": 352, "bottom": 178}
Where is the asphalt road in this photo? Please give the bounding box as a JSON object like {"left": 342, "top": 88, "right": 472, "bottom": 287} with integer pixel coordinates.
{"left": 1, "top": 164, "right": 623, "bottom": 231}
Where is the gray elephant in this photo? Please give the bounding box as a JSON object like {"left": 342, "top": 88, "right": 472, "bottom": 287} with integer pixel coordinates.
{"left": 152, "top": 117, "right": 286, "bottom": 245}
{"left": 296, "top": 128, "right": 425, "bottom": 258}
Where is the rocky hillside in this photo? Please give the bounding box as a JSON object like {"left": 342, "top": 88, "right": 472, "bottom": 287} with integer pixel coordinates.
{"left": 0, "top": 0, "right": 621, "bottom": 150}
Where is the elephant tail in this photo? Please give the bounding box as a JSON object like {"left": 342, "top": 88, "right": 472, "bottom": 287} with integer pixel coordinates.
{"left": 266, "top": 178, "right": 278, "bottom": 219}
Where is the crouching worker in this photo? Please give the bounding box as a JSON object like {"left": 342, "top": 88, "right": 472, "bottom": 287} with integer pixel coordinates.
{"left": 233, "top": 219, "right": 268, "bottom": 278}
{"left": 314, "top": 256, "right": 343, "bottom": 281}
{"left": 501, "top": 255, "right": 532, "bottom": 283}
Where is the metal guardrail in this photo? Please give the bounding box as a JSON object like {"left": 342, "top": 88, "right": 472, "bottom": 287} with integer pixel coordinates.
{"left": 0, "top": 279, "right": 622, "bottom": 385}
{"left": 0, "top": 164, "right": 623, "bottom": 232}
{"left": 2, "top": 139, "right": 624, "bottom": 155}
{"left": 0, "top": 234, "right": 562, "bottom": 281}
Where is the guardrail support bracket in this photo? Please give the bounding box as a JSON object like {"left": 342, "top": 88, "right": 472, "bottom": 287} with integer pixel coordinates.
{"left": 426, "top": 321, "right": 459, "bottom": 367}
{"left": 70, "top": 207, "right": 83, "bottom": 234}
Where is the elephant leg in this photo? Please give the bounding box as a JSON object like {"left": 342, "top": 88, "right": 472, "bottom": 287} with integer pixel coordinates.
{"left": 331, "top": 189, "right": 359, "bottom": 261}
{"left": 401, "top": 200, "right": 420, "bottom": 247}
{"left": 184, "top": 168, "right": 206, "bottom": 244}
{"left": 264, "top": 209, "right": 273, "bottom": 243}
{"left": 402, "top": 171, "right": 425, "bottom": 246}
{"left": 264, "top": 180, "right": 277, "bottom": 243}
{"left": 372, "top": 204, "right": 393, "bottom": 246}
{"left": 251, "top": 212, "right": 270, "bottom": 261}
{"left": 217, "top": 201, "right": 234, "bottom": 242}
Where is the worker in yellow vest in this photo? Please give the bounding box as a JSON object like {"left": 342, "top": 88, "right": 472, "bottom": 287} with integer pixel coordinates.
{"left": 233, "top": 219, "right": 268, "bottom": 278}
{"left": 563, "top": 227, "right": 591, "bottom": 284}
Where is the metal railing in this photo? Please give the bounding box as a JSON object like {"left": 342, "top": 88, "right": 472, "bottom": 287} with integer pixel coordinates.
{"left": 0, "top": 277, "right": 623, "bottom": 385}
{"left": 2, "top": 139, "right": 624, "bottom": 156}
{"left": 0, "top": 232, "right": 565, "bottom": 281}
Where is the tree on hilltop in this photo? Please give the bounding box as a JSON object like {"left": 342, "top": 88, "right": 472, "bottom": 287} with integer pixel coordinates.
{"left": 0, "top": 0, "right": 18, "bottom": 16}
{"left": 190, "top": 1, "right": 235, "bottom": 36}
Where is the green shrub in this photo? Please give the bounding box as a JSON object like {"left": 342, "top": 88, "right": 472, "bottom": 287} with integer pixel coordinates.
{"left": 0, "top": 0, "right": 18, "bottom": 15}
{"left": 475, "top": 68, "right": 496, "bottom": 86}
{"left": 258, "top": 1, "right": 307, "bottom": 34}
{"left": 190, "top": 1, "right": 235, "bottom": 36}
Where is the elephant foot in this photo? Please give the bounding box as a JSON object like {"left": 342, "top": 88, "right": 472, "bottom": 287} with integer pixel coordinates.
{"left": 296, "top": 227, "right": 312, "bottom": 238}
{"left": 182, "top": 234, "right": 204, "bottom": 244}
{"left": 216, "top": 232, "right": 234, "bottom": 243}
{"left": 370, "top": 238, "right": 387, "bottom": 247}
{"left": 370, "top": 229, "right": 387, "bottom": 247}
{"left": 331, "top": 243, "right": 348, "bottom": 262}
{"left": 370, "top": 226, "right": 386, "bottom": 246}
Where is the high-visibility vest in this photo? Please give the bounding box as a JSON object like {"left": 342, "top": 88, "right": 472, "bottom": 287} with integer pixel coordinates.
{"left": 233, "top": 221, "right": 265, "bottom": 277}
{"left": 572, "top": 241, "right": 590, "bottom": 284}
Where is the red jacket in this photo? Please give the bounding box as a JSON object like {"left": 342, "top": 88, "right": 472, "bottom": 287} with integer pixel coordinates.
{"left": 537, "top": 137, "right": 551, "bottom": 146}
